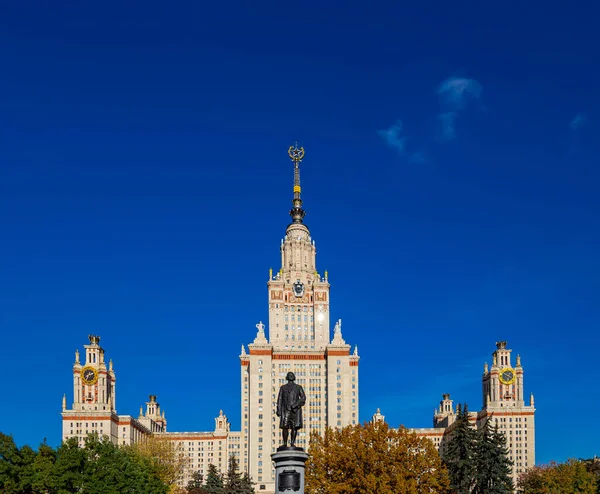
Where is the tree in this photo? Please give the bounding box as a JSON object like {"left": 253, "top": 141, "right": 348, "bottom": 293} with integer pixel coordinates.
{"left": 442, "top": 403, "right": 477, "bottom": 493}
{"left": 472, "top": 418, "right": 512, "bottom": 493}
{"left": 518, "top": 459, "right": 597, "bottom": 493}
{"left": 1, "top": 432, "right": 169, "bottom": 494}
{"left": 0, "top": 433, "right": 27, "bottom": 494}
{"left": 187, "top": 470, "right": 206, "bottom": 493}
{"left": 306, "top": 421, "right": 450, "bottom": 494}
{"left": 581, "top": 457, "right": 600, "bottom": 493}
{"left": 81, "top": 433, "right": 168, "bottom": 494}
{"left": 51, "top": 436, "right": 87, "bottom": 493}
{"left": 130, "top": 435, "right": 187, "bottom": 490}
{"left": 30, "top": 440, "right": 56, "bottom": 493}
{"left": 224, "top": 455, "right": 253, "bottom": 494}
{"left": 204, "top": 463, "right": 225, "bottom": 494}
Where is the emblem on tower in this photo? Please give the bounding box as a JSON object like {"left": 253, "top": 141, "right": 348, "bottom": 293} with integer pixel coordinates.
{"left": 288, "top": 144, "right": 305, "bottom": 163}
{"left": 293, "top": 280, "right": 305, "bottom": 297}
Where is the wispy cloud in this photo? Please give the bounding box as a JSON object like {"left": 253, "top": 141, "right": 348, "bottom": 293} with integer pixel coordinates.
{"left": 436, "top": 76, "right": 482, "bottom": 140}
{"left": 570, "top": 113, "right": 585, "bottom": 130}
{"left": 437, "top": 77, "right": 483, "bottom": 109}
{"left": 438, "top": 112, "right": 457, "bottom": 141}
{"left": 409, "top": 150, "right": 428, "bottom": 164}
{"left": 378, "top": 120, "right": 428, "bottom": 163}
{"left": 378, "top": 120, "right": 406, "bottom": 154}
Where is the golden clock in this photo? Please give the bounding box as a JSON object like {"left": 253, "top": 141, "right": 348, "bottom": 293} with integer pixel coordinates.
{"left": 498, "top": 367, "right": 515, "bottom": 385}
{"left": 81, "top": 366, "right": 98, "bottom": 385}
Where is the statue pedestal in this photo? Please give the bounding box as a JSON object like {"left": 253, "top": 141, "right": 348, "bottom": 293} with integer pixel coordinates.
{"left": 271, "top": 447, "right": 309, "bottom": 493}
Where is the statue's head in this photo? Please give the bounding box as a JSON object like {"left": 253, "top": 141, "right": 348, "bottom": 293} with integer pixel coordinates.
{"left": 286, "top": 372, "right": 296, "bottom": 382}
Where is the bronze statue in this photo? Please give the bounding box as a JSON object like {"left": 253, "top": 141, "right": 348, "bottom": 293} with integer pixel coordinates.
{"left": 276, "top": 371, "right": 306, "bottom": 448}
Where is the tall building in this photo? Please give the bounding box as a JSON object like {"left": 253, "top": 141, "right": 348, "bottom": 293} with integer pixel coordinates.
{"left": 377, "top": 340, "right": 535, "bottom": 487}
{"left": 240, "top": 144, "right": 360, "bottom": 491}
{"left": 477, "top": 340, "right": 536, "bottom": 484}
{"left": 61, "top": 147, "right": 534, "bottom": 493}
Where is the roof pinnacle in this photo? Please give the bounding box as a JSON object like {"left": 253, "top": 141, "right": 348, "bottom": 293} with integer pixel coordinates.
{"left": 288, "top": 143, "right": 306, "bottom": 224}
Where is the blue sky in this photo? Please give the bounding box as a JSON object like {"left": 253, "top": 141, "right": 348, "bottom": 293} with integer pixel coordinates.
{"left": 1, "top": 1, "right": 599, "bottom": 464}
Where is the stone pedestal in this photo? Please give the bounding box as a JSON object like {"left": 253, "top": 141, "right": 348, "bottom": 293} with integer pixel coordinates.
{"left": 271, "top": 447, "right": 309, "bottom": 493}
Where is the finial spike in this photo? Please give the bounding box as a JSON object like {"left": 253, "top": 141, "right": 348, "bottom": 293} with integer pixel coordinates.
{"left": 288, "top": 143, "right": 306, "bottom": 224}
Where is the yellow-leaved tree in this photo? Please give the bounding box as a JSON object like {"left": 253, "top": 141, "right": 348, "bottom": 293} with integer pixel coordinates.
{"left": 306, "top": 421, "right": 450, "bottom": 494}
{"left": 130, "top": 436, "right": 188, "bottom": 493}
{"left": 518, "top": 459, "right": 598, "bottom": 493}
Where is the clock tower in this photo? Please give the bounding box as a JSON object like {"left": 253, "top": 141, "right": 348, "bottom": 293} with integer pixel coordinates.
{"left": 479, "top": 341, "right": 535, "bottom": 485}
{"left": 72, "top": 335, "right": 116, "bottom": 413}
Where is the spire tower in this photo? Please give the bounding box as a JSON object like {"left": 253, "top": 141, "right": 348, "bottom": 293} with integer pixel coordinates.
{"left": 288, "top": 143, "right": 306, "bottom": 224}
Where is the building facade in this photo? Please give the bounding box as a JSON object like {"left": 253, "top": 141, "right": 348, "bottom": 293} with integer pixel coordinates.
{"left": 61, "top": 147, "right": 535, "bottom": 492}
{"left": 239, "top": 144, "right": 360, "bottom": 491}
{"left": 375, "top": 340, "right": 536, "bottom": 487}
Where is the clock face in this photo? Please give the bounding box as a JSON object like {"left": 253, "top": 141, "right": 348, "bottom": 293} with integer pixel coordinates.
{"left": 81, "top": 366, "right": 98, "bottom": 385}
{"left": 293, "top": 280, "right": 305, "bottom": 297}
{"left": 499, "top": 367, "right": 515, "bottom": 385}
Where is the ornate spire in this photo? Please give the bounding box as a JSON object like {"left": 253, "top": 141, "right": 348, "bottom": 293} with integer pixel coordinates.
{"left": 288, "top": 143, "right": 306, "bottom": 224}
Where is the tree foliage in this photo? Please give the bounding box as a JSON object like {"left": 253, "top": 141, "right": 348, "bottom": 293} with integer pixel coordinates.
{"left": 473, "top": 418, "right": 513, "bottom": 493}
{"left": 442, "top": 404, "right": 514, "bottom": 494}
{"left": 130, "top": 435, "right": 187, "bottom": 489}
{"left": 305, "top": 421, "right": 450, "bottom": 494}
{"left": 0, "top": 432, "right": 168, "bottom": 494}
{"left": 186, "top": 470, "right": 206, "bottom": 493}
{"left": 203, "top": 463, "right": 225, "bottom": 494}
{"left": 224, "top": 455, "right": 253, "bottom": 494}
{"left": 518, "top": 459, "right": 598, "bottom": 494}
{"left": 442, "top": 403, "right": 478, "bottom": 493}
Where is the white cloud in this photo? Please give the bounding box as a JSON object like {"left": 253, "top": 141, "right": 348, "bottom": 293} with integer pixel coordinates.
{"left": 378, "top": 120, "right": 428, "bottom": 163}
{"left": 570, "top": 113, "right": 585, "bottom": 130}
{"left": 437, "top": 77, "right": 483, "bottom": 109}
{"left": 435, "top": 76, "right": 482, "bottom": 141}
{"left": 378, "top": 120, "right": 406, "bottom": 155}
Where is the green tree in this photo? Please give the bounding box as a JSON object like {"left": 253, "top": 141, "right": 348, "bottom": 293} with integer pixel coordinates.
{"left": 240, "top": 472, "right": 254, "bottom": 494}
{"left": 187, "top": 470, "right": 206, "bottom": 493}
{"left": 1, "top": 432, "right": 169, "bottom": 494}
{"left": 30, "top": 440, "right": 56, "bottom": 493}
{"left": 204, "top": 463, "right": 225, "bottom": 494}
{"left": 51, "top": 436, "right": 86, "bottom": 494}
{"left": 518, "top": 459, "right": 597, "bottom": 493}
{"left": 472, "top": 418, "right": 512, "bottom": 493}
{"left": 0, "top": 433, "right": 26, "bottom": 494}
{"left": 224, "top": 455, "right": 253, "bottom": 494}
{"left": 306, "top": 421, "right": 450, "bottom": 494}
{"left": 80, "top": 433, "right": 168, "bottom": 494}
{"left": 442, "top": 403, "right": 477, "bottom": 493}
